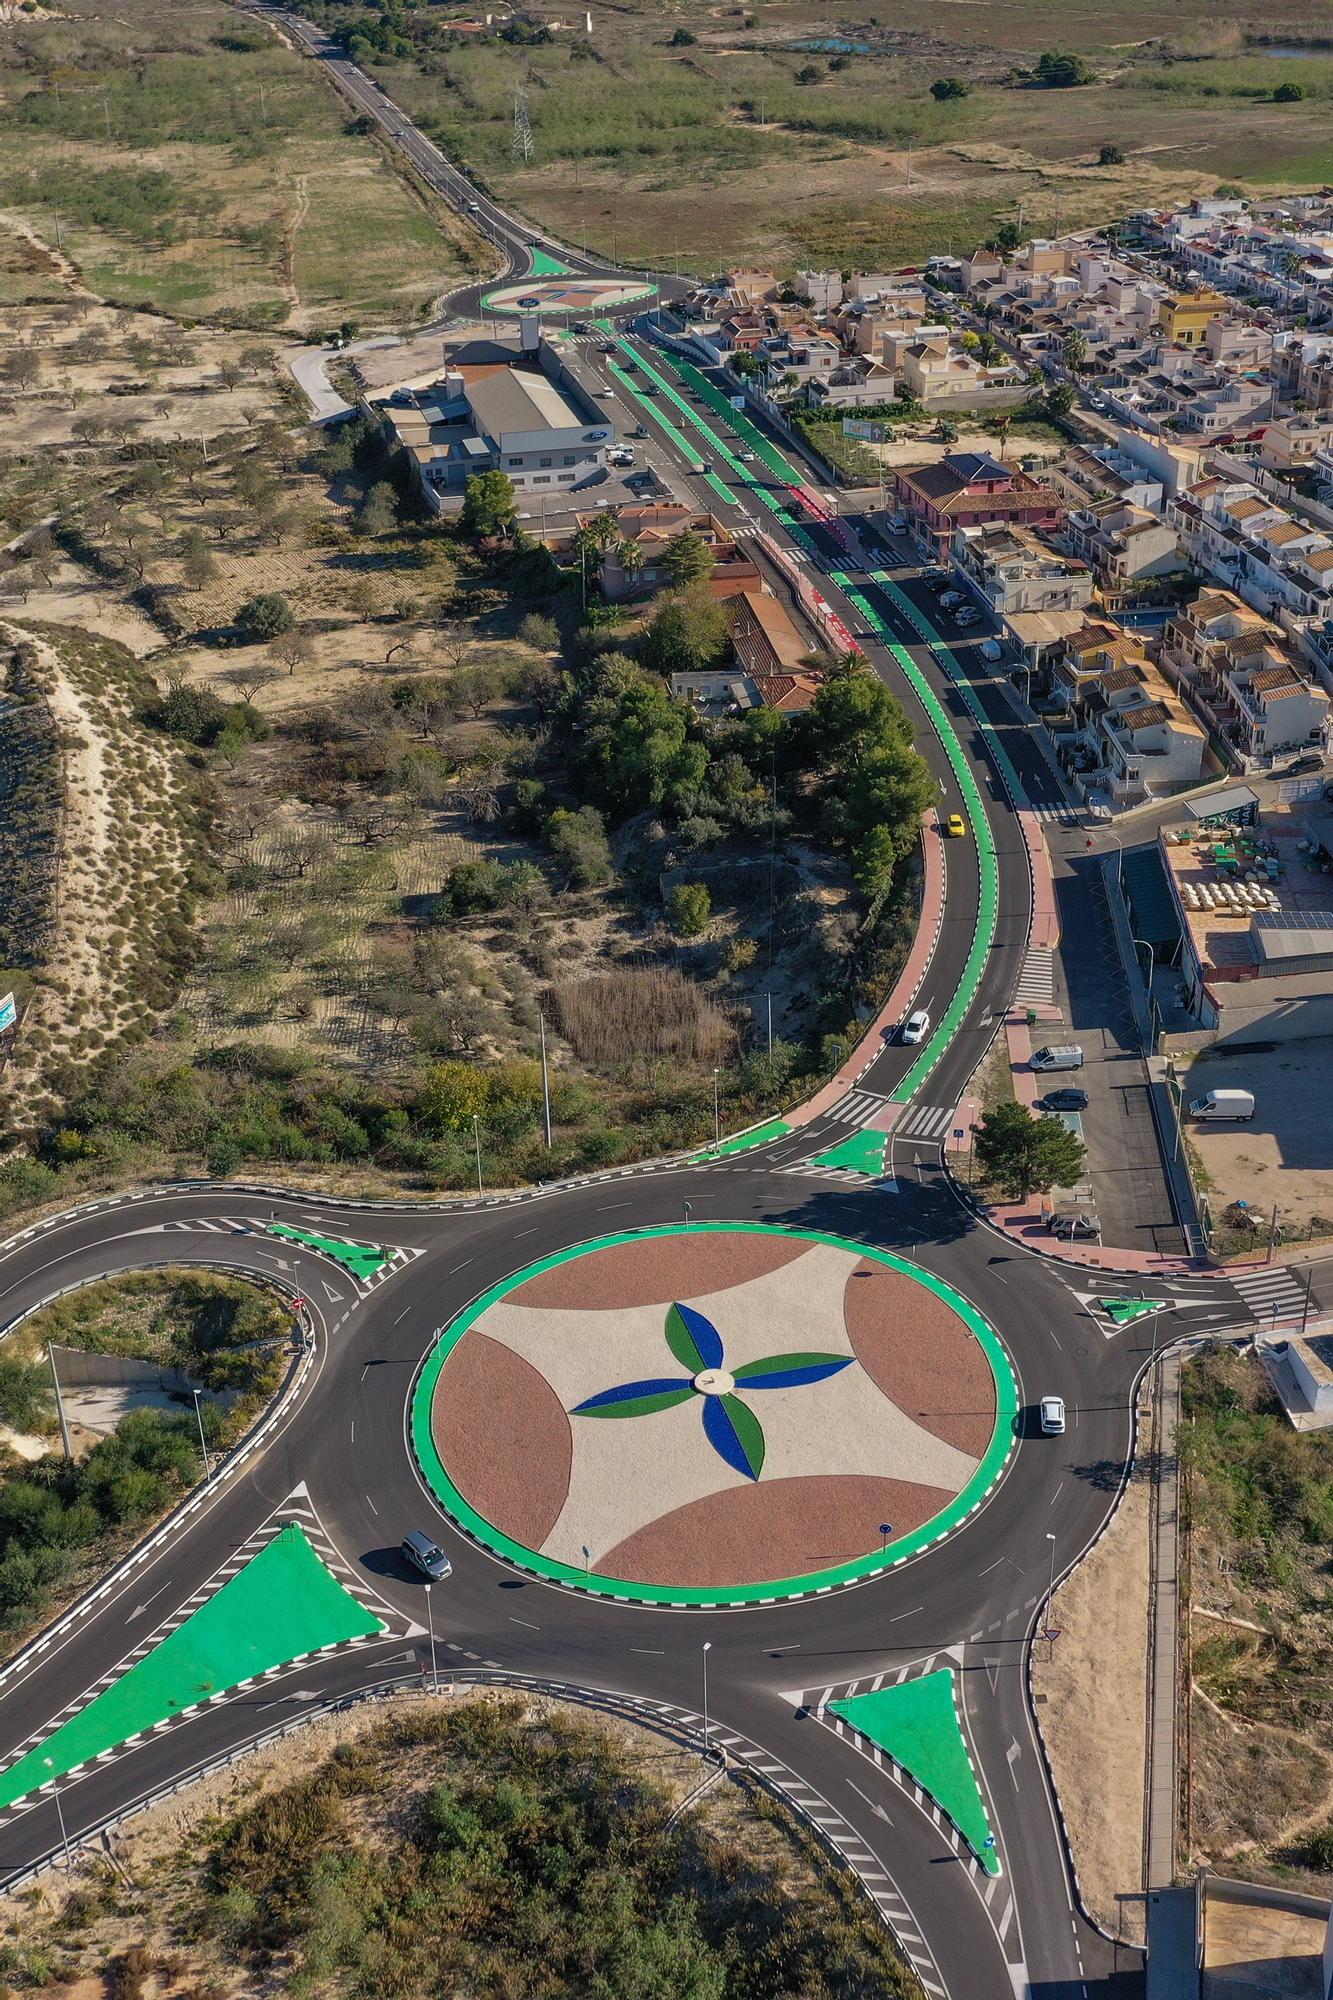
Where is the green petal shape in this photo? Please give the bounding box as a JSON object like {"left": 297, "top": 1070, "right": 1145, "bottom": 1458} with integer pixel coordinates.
{"left": 733, "top": 1351, "right": 849, "bottom": 1381}
{"left": 577, "top": 1385, "right": 694, "bottom": 1420}
{"left": 719, "top": 1394, "right": 765, "bottom": 1480}
{"left": 665, "top": 1302, "right": 709, "bottom": 1373}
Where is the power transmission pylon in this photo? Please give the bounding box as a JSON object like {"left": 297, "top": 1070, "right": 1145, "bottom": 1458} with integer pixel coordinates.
{"left": 513, "top": 83, "right": 533, "bottom": 164}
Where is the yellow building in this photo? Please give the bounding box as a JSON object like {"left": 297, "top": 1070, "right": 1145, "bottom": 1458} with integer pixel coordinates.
{"left": 1157, "top": 291, "right": 1229, "bottom": 347}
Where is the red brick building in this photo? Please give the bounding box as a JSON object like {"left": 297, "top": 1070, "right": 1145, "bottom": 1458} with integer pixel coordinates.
{"left": 894, "top": 451, "right": 1063, "bottom": 560}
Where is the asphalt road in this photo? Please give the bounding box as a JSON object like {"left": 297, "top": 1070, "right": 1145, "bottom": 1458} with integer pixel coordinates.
{"left": 0, "top": 21, "right": 1265, "bottom": 1997}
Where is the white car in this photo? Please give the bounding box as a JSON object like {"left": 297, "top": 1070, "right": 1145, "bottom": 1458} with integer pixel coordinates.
{"left": 955, "top": 608, "right": 980, "bottom": 628}
{"left": 738, "top": 449, "right": 756, "bottom": 462}
{"left": 979, "top": 639, "right": 1004, "bottom": 663}
{"left": 1039, "top": 1396, "right": 1066, "bottom": 1436}
{"left": 901, "top": 1008, "right": 930, "bottom": 1045}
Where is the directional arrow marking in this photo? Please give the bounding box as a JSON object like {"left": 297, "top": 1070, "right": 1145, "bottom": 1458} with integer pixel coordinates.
{"left": 847, "top": 1778, "right": 893, "bottom": 1823}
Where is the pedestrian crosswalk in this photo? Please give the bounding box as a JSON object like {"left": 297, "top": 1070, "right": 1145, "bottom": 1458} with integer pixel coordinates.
{"left": 1025, "top": 802, "right": 1081, "bottom": 827}
{"left": 1012, "top": 948, "right": 1056, "bottom": 1010}
{"left": 895, "top": 1102, "right": 958, "bottom": 1142}
{"left": 1230, "top": 1265, "right": 1313, "bottom": 1325}
{"left": 776, "top": 1164, "right": 879, "bottom": 1185}
{"left": 827, "top": 1087, "right": 891, "bottom": 1128}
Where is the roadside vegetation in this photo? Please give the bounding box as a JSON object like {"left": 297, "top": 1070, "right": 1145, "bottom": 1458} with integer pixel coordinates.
{"left": 1180, "top": 1343, "right": 1333, "bottom": 1887}
{"left": 293, "top": 0, "right": 1333, "bottom": 274}
{"left": 0, "top": 0, "right": 485, "bottom": 330}
{"left": 0, "top": 1271, "right": 291, "bottom": 1655}
{"left": 0, "top": 1695, "right": 924, "bottom": 1996}
{"left": 0, "top": 400, "right": 931, "bottom": 1212}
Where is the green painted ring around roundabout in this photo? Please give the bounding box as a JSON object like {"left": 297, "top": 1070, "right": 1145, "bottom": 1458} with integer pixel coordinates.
{"left": 410, "top": 1223, "right": 1020, "bottom": 1609}
{"left": 479, "top": 277, "right": 658, "bottom": 315}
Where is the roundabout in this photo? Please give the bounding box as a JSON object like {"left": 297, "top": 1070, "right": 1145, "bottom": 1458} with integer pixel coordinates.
{"left": 480, "top": 274, "right": 658, "bottom": 316}
{"left": 411, "top": 1223, "right": 1018, "bottom": 1607}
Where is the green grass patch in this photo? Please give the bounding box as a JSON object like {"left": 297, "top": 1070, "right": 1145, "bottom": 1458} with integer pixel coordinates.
{"left": 830, "top": 1671, "right": 999, "bottom": 1872}
{"left": 265, "top": 1224, "right": 393, "bottom": 1281}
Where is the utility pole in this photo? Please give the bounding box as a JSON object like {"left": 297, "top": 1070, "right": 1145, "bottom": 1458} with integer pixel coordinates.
{"left": 539, "top": 1012, "right": 553, "bottom": 1148}
{"left": 1266, "top": 1199, "right": 1280, "bottom": 1264}
{"left": 701, "top": 1641, "right": 712, "bottom": 1755}
{"left": 1301, "top": 1265, "right": 1316, "bottom": 1337}
{"left": 472, "top": 1113, "right": 483, "bottom": 1196}
{"left": 712, "top": 1066, "right": 721, "bottom": 1150}
{"left": 512, "top": 83, "right": 533, "bottom": 165}
{"left": 47, "top": 1349, "right": 72, "bottom": 1464}
{"left": 424, "top": 1582, "right": 438, "bottom": 1690}
{"left": 191, "top": 1387, "right": 211, "bottom": 1479}
{"left": 766, "top": 991, "right": 773, "bottom": 1058}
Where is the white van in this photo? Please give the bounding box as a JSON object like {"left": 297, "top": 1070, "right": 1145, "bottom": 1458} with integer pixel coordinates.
{"left": 1031, "top": 1045, "right": 1084, "bottom": 1072}
{"left": 1189, "top": 1088, "right": 1255, "bottom": 1121}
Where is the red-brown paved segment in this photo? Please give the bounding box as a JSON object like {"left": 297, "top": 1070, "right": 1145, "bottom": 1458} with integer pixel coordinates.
{"left": 434, "top": 1333, "right": 571, "bottom": 1546}
{"left": 600, "top": 1474, "right": 954, "bottom": 1587}
{"left": 845, "top": 1259, "right": 996, "bottom": 1460}
{"left": 510, "top": 1231, "right": 815, "bottom": 1311}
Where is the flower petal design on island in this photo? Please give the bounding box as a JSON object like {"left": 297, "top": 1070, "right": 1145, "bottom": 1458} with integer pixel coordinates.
{"left": 732, "top": 1353, "right": 854, "bottom": 1391}
{"left": 571, "top": 1377, "right": 694, "bottom": 1419}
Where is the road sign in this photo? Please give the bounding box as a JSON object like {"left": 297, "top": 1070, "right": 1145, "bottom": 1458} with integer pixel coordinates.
{"left": 730, "top": 394, "right": 746, "bottom": 410}
{"left": 0, "top": 993, "right": 15, "bottom": 1034}
{"left": 953, "top": 1128, "right": 965, "bottom": 1141}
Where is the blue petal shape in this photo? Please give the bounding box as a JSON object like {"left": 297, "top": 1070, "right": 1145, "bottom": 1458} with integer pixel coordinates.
{"left": 702, "top": 1394, "right": 760, "bottom": 1481}
{"left": 736, "top": 1359, "right": 855, "bottom": 1390}
{"left": 670, "top": 1300, "right": 724, "bottom": 1370}
{"left": 572, "top": 1376, "right": 692, "bottom": 1413}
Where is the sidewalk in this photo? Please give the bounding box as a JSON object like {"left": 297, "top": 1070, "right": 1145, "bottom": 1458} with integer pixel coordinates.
{"left": 1146, "top": 1349, "right": 1183, "bottom": 1894}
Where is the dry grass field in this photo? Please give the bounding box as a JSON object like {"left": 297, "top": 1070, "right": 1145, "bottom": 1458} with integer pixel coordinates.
{"left": 356, "top": 0, "right": 1333, "bottom": 273}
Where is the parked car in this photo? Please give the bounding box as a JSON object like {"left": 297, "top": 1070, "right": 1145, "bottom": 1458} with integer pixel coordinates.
{"left": 1041, "top": 1088, "right": 1088, "bottom": 1111}
{"left": 979, "top": 639, "right": 1004, "bottom": 663}
{"left": 401, "top": 1529, "right": 452, "bottom": 1581}
{"left": 1039, "top": 1396, "right": 1066, "bottom": 1435}
{"left": 1031, "top": 1044, "right": 1084, "bottom": 1071}
{"left": 1286, "top": 753, "right": 1324, "bottom": 776}
{"left": 939, "top": 590, "right": 963, "bottom": 609}
{"left": 954, "top": 608, "right": 979, "bottom": 628}
{"left": 1051, "top": 1212, "right": 1099, "bottom": 1240}
{"left": 629, "top": 424, "right": 650, "bottom": 438}
{"left": 901, "top": 1008, "right": 930, "bottom": 1044}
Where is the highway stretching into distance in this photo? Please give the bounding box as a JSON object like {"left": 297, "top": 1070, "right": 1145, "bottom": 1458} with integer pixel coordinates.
{"left": 0, "top": 16, "right": 1304, "bottom": 1997}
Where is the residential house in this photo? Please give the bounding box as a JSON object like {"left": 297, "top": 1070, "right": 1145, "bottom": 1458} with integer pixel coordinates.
{"left": 1168, "top": 479, "right": 1333, "bottom": 627}
{"left": 796, "top": 270, "right": 843, "bottom": 314}
{"left": 1048, "top": 630, "right": 1207, "bottom": 803}
{"left": 1156, "top": 291, "right": 1231, "bottom": 346}
{"left": 725, "top": 590, "right": 813, "bottom": 680}
{"left": 591, "top": 507, "right": 761, "bottom": 602}
{"left": 894, "top": 452, "right": 1064, "bottom": 561}
{"left": 899, "top": 339, "right": 1026, "bottom": 410}
{"left": 1257, "top": 415, "right": 1333, "bottom": 477}
{"left": 1061, "top": 499, "right": 1184, "bottom": 607}
{"left": 1162, "top": 589, "right": 1330, "bottom": 764}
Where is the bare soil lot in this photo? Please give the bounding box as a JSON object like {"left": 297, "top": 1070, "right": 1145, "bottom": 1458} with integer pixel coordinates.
{"left": 1184, "top": 1038, "right": 1333, "bottom": 1245}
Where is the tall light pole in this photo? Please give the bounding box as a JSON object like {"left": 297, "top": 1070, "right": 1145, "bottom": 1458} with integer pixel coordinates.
{"left": 539, "top": 1012, "right": 553, "bottom": 1149}
{"left": 472, "top": 1113, "right": 483, "bottom": 1196}
{"left": 1044, "top": 1531, "right": 1057, "bottom": 1658}
{"left": 42, "top": 1758, "right": 71, "bottom": 1866}
{"left": 712, "top": 1066, "right": 721, "bottom": 1150}
{"left": 701, "top": 1641, "right": 712, "bottom": 1755}
{"left": 424, "top": 1582, "right": 438, "bottom": 1691}
{"left": 191, "top": 1387, "right": 210, "bottom": 1480}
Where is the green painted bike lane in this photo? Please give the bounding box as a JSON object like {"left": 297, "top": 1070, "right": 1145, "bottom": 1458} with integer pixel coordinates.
{"left": 829, "top": 1670, "right": 1000, "bottom": 1874}
{"left": 596, "top": 331, "right": 1019, "bottom": 1122}
{"left": 411, "top": 1223, "right": 1019, "bottom": 1607}
{"left": 0, "top": 1526, "right": 383, "bottom": 1810}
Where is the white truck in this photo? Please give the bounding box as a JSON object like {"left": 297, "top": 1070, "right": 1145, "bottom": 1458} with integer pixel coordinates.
{"left": 1188, "top": 1087, "right": 1255, "bottom": 1121}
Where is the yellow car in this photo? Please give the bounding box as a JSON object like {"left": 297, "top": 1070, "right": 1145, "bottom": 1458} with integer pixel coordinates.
{"left": 944, "top": 812, "right": 968, "bottom": 838}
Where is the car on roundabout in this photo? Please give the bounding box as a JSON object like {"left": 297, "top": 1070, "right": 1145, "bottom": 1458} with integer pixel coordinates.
{"left": 1039, "top": 1395, "right": 1066, "bottom": 1435}
{"left": 401, "top": 1529, "right": 452, "bottom": 1581}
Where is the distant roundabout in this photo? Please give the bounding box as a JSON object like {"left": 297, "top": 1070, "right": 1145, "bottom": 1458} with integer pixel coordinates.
{"left": 411, "top": 1224, "right": 1018, "bottom": 1608}
{"left": 481, "top": 274, "right": 657, "bottom": 317}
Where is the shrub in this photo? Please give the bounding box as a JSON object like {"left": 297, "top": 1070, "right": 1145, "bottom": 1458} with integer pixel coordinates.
{"left": 1274, "top": 81, "right": 1304, "bottom": 102}
{"left": 668, "top": 881, "right": 712, "bottom": 937}
{"left": 930, "top": 77, "right": 968, "bottom": 101}
{"left": 1098, "top": 142, "right": 1124, "bottom": 164}
{"left": 235, "top": 593, "right": 295, "bottom": 642}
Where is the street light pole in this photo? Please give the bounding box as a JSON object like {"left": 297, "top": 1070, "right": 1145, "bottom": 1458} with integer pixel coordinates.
{"left": 539, "top": 1011, "right": 553, "bottom": 1149}
{"left": 425, "top": 1582, "right": 438, "bottom": 1691}
{"left": 472, "top": 1113, "right": 483, "bottom": 1197}
{"left": 42, "top": 1759, "right": 71, "bottom": 1866}
{"left": 1044, "top": 1531, "right": 1057, "bottom": 1657}
{"left": 191, "top": 1388, "right": 210, "bottom": 1480}
{"left": 712, "top": 1066, "right": 721, "bottom": 1150}
{"left": 701, "top": 1641, "right": 712, "bottom": 1756}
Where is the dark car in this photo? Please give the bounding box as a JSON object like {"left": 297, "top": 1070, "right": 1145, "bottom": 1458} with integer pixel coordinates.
{"left": 1042, "top": 1088, "right": 1089, "bottom": 1112}
{"left": 1051, "top": 1212, "right": 1099, "bottom": 1240}
{"left": 1286, "top": 753, "right": 1324, "bottom": 776}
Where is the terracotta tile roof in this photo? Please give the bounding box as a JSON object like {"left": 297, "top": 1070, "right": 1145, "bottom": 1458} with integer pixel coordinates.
{"left": 1100, "top": 664, "right": 1150, "bottom": 694}
{"left": 1247, "top": 666, "right": 1306, "bottom": 697}
{"left": 1118, "top": 701, "right": 1171, "bottom": 729}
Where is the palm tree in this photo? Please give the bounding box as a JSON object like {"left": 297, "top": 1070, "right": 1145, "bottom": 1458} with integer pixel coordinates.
{"left": 616, "top": 537, "right": 647, "bottom": 592}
